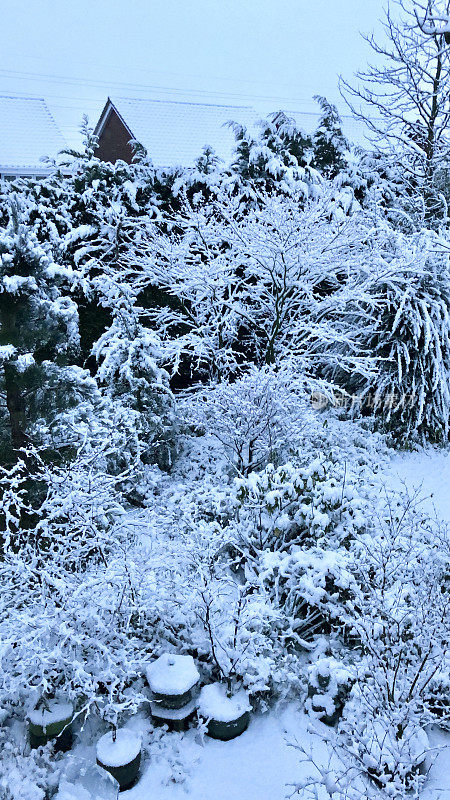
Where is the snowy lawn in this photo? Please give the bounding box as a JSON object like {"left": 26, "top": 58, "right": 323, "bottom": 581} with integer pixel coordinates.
{"left": 126, "top": 704, "right": 315, "bottom": 800}
{"left": 382, "top": 447, "right": 450, "bottom": 523}
{"left": 78, "top": 705, "right": 449, "bottom": 800}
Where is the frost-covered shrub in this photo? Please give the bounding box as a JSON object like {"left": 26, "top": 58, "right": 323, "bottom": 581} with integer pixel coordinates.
{"left": 190, "top": 574, "right": 280, "bottom": 697}
{"left": 0, "top": 728, "right": 63, "bottom": 800}
{"left": 306, "top": 656, "right": 354, "bottom": 725}
{"left": 234, "top": 456, "right": 367, "bottom": 553}
{"left": 292, "top": 486, "right": 449, "bottom": 798}
{"left": 231, "top": 456, "right": 368, "bottom": 642}
{"left": 144, "top": 190, "right": 372, "bottom": 378}
{"left": 332, "top": 228, "right": 450, "bottom": 443}
{"left": 340, "top": 698, "right": 430, "bottom": 794}
{"left": 0, "top": 446, "right": 153, "bottom": 727}
{"left": 347, "top": 492, "right": 449, "bottom": 721}
{"left": 183, "top": 366, "right": 311, "bottom": 476}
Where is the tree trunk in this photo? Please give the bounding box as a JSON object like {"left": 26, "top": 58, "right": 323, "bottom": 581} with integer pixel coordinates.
{"left": 4, "top": 364, "right": 27, "bottom": 452}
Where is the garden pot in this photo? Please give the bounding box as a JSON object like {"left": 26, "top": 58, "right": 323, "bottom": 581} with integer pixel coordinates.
{"left": 96, "top": 729, "right": 142, "bottom": 792}
{"left": 151, "top": 687, "right": 194, "bottom": 710}
{"left": 306, "top": 657, "right": 353, "bottom": 727}
{"left": 146, "top": 653, "right": 200, "bottom": 708}
{"left": 28, "top": 700, "right": 74, "bottom": 751}
{"left": 150, "top": 697, "right": 198, "bottom": 731}
{"left": 206, "top": 710, "right": 250, "bottom": 741}
{"left": 198, "top": 683, "right": 251, "bottom": 741}
{"left": 146, "top": 653, "right": 200, "bottom": 710}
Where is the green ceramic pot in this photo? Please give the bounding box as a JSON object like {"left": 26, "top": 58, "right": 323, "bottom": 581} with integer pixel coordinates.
{"left": 151, "top": 687, "right": 194, "bottom": 710}
{"left": 97, "top": 750, "right": 141, "bottom": 792}
{"left": 150, "top": 697, "right": 197, "bottom": 731}
{"left": 28, "top": 704, "right": 74, "bottom": 751}
{"left": 205, "top": 710, "right": 250, "bottom": 741}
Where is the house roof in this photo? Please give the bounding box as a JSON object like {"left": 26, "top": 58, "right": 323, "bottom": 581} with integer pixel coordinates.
{"left": 0, "top": 95, "right": 66, "bottom": 174}
{"left": 95, "top": 97, "right": 370, "bottom": 168}
{"left": 95, "top": 96, "right": 259, "bottom": 168}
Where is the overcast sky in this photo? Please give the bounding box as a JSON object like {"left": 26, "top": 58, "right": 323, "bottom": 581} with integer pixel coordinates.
{"left": 0, "top": 0, "right": 384, "bottom": 146}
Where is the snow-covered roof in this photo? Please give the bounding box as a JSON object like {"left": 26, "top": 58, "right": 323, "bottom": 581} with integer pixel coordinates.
{"left": 97, "top": 96, "right": 258, "bottom": 168}
{"left": 95, "top": 97, "right": 370, "bottom": 169}
{"left": 0, "top": 95, "right": 66, "bottom": 175}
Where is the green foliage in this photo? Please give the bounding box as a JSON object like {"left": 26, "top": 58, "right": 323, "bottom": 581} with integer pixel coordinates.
{"left": 312, "top": 96, "right": 349, "bottom": 179}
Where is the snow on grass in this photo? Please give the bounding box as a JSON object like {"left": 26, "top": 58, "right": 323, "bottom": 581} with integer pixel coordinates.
{"left": 124, "top": 704, "right": 326, "bottom": 800}
{"left": 382, "top": 447, "right": 450, "bottom": 522}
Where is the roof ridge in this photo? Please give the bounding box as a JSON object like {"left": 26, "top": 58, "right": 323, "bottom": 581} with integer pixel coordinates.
{"left": 0, "top": 93, "right": 46, "bottom": 102}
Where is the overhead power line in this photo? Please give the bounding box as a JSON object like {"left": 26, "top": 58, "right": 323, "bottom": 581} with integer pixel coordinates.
{"left": 0, "top": 66, "right": 317, "bottom": 107}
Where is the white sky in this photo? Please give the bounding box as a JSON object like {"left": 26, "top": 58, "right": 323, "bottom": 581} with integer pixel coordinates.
{"left": 0, "top": 0, "right": 384, "bottom": 147}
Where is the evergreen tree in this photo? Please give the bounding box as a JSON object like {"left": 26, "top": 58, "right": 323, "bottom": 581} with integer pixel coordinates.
{"left": 229, "top": 112, "right": 319, "bottom": 198}
{"left": 0, "top": 197, "right": 88, "bottom": 461}
{"left": 312, "top": 96, "right": 349, "bottom": 179}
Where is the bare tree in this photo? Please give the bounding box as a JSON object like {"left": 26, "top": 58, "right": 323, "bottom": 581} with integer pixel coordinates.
{"left": 341, "top": 0, "right": 450, "bottom": 220}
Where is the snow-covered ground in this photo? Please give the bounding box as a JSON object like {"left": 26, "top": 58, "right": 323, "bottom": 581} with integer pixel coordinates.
{"left": 126, "top": 705, "right": 318, "bottom": 800}
{"left": 120, "top": 706, "right": 450, "bottom": 800}
{"left": 381, "top": 447, "right": 450, "bottom": 523}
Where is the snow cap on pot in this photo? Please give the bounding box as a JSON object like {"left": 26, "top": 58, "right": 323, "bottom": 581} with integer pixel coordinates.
{"left": 198, "top": 682, "right": 251, "bottom": 740}
{"left": 96, "top": 727, "right": 142, "bottom": 791}
{"left": 146, "top": 652, "right": 200, "bottom": 709}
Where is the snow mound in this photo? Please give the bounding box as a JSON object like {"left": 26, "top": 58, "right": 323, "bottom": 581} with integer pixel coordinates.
{"left": 96, "top": 729, "right": 141, "bottom": 767}
{"left": 146, "top": 653, "right": 200, "bottom": 695}
{"left": 28, "top": 701, "right": 73, "bottom": 727}
{"left": 199, "top": 683, "right": 251, "bottom": 722}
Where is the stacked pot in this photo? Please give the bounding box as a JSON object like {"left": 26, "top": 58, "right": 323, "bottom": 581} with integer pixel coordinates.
{"left": 146, "top": 653, "right": 251, "bottom": 740}
{"left": 146, "top": 653, "right": 200, "bottom": 732}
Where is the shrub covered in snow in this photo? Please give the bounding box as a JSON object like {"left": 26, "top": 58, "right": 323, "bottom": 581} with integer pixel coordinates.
{"left": 306, "top": 656, "right": 354, "bottom": 725}
{"left": 330, "top": 226, "right": 450, "bottom": 442}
